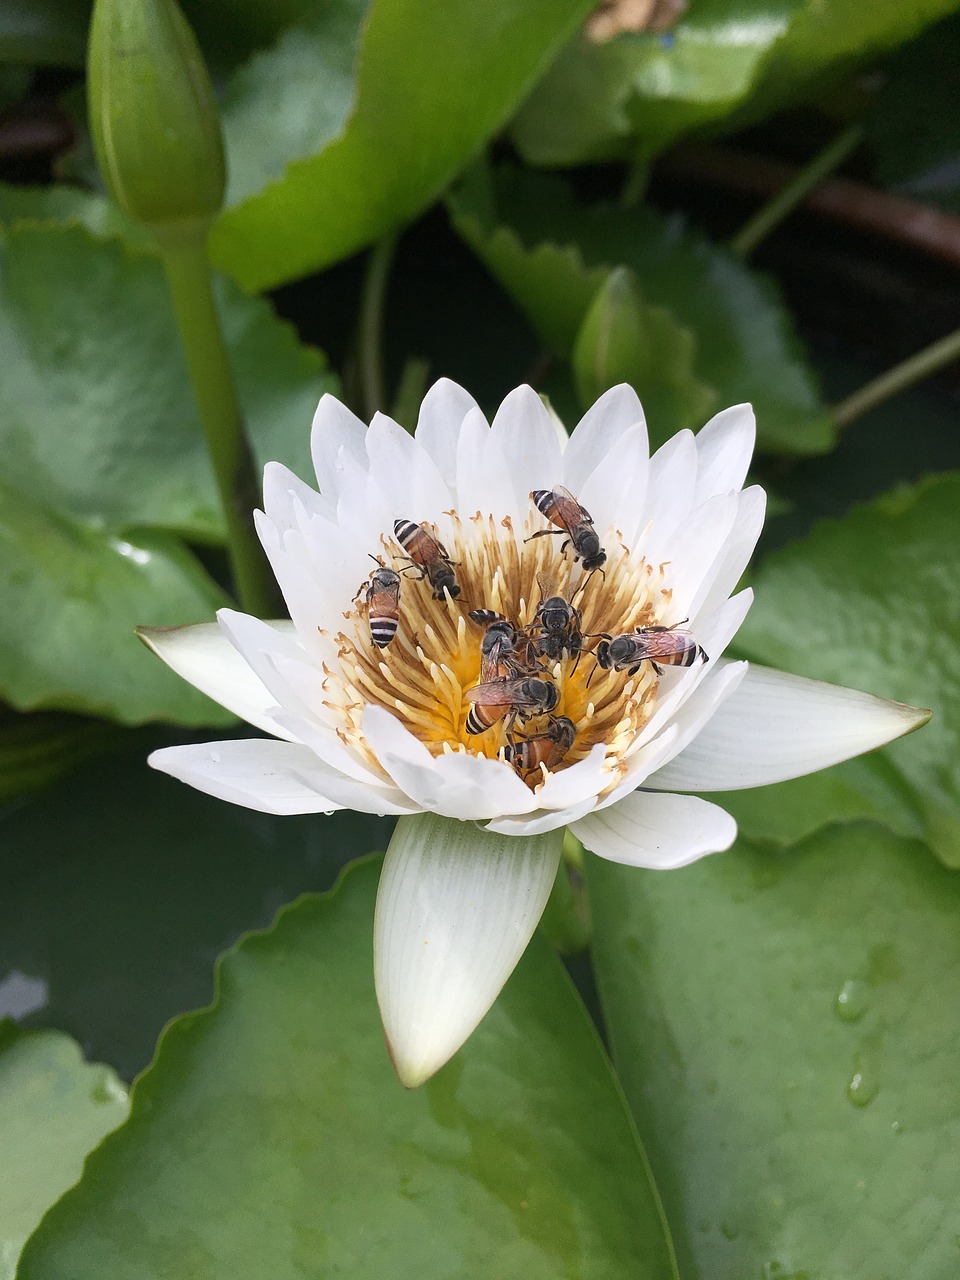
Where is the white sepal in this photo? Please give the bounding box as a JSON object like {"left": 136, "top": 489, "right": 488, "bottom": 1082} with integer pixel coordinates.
{"left": 572, "top": 790, "right": 737, "bottom": 868}
{"left": 374, "top": 812, "right": 562, "bottom": 1088}
{"left": 646, "top": 662, "right": 931, "bottom": 792}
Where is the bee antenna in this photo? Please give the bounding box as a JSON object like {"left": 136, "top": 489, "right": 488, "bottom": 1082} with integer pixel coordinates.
{"left": 585, "top": 657, "right": 602, "bottom": 689}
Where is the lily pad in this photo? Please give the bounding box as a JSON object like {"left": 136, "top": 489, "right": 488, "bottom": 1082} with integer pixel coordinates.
{"left": 17, "top": 857, "right": 677, "bottom": 1280}
{"left": 511, "top": 0, "right": 960, "bottom": 166}
{"left": 588, "top": 823, "right": 960, "bottom": 1280}
{"left": 0, "top": 1025, "right": 129, "bottom": 1280}
{"left": 733, "top": 473, "right": 960, "bottom": 866}
{"left": 209, "top": 0, "right": 598, "bottom": 289}
{"left": 448, "top": 165, "right": 833, "bottom": 453}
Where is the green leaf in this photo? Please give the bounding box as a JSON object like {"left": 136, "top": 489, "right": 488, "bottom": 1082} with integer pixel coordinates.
{"left": 733, "top": 474, "right": 960, "bottom": 866}
{"left": 0, "top": 1025, "right": 128, "bottom": 1280}
{"left": 511, "top": 0, "right": 960, "bottom": 166}
{"left": 0, "top": 182, "right": 149, "bottom": 247}
{"left": 208, "top": 0, "right": 598, "bottom": 289}
{"left": 866, "top": 13, "right": 960, "bottom": 216}
{"left": 18, "top": 857, "right": 677, "bottom": 1280}
{"left": 0, "top": 0, "right": 88, "bottom": 67}
{"left": 572, "top": 265, "right": 716, "bottom": 432}
{"left": 0, "top": 223, "right": 332, "bottom": 540}
{"left": 448, "top": 166, "right": 833, "bottom": 453}
{"left": 588, "top": 823, "right": 960, "bottom": 1280}
{"left": 0, "top": 481, "right": 234, "bottom": 724}
{"left": 0, "top": 744, "right": 394, "bottom": 1079}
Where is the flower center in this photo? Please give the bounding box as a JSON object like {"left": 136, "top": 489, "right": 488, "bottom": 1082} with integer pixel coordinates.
{"left": 327, "top": 509, "right": 673, "bottom": 792}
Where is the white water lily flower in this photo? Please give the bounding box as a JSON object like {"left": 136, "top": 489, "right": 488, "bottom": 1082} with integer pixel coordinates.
{"left": 144, "top": 381, "right": 928, "bottom": 1087}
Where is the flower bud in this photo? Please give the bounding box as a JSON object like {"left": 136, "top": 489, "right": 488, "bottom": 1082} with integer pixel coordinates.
{"left": 573, "top": 266, "right": 653, "bottom": 409}
{"left": 87, "top": 0, "right": 225, "bottom": 234}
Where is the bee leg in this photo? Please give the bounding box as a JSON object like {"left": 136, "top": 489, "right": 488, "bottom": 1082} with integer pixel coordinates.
{"left": 523, "top": 528, "right": 565, "bottom": 545}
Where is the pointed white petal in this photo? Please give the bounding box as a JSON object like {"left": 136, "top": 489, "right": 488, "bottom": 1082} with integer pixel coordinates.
{"left": 365, "top": 411, "right": 452, "bottom": 524}
{"left": 454, "top": 406, "right": 514, "bottom": 522}
{"left": 573, "top": 791, "right": 737, "bottom": 868}
{"left": 310, "top": 393, "right": 369, "bottom": 500}
{"left": 375, "top": 812, "right": 562, "bottom": 1087}
{"left": 491, "top": 385, "right": 563, "bottom": 516}
{"left": 414, "top": 378, "right": 480, "bottom": 490}
{"left": 646, "top": 663, "right": 931, "bottom": 792}
{"left": 137, "top": 622, "right": 299, "bottom": 741}
{"left": 690, "top": 486, "right": 766, "bottom": 621}
{"left": 363, "top": 706, "right": 537, "bottom": 820}
{"left": 484, "top": 793, "right": 601, "bottom": 837}
{"left": 262, "top": 461, "right": 328, "bottom": 531}
{"left": 694, "top": 403, "right": 755, "bottom": 503}
{"left": 579, "top": 421, "right": 650, "bottom": 549}
{"left": 638, "top": 429, "right": 698, "bottom": 562}
{"left": 148, "top": 739, "right": 345, "bottom": 815}
{"left": 562, "top": 384, "right": 646, "bottom": 493}
{"left": 216, "top": 608, "right": 320, "bottom": 724}
{"left": 658, "top": 492, "right": 738, "bottom": 620}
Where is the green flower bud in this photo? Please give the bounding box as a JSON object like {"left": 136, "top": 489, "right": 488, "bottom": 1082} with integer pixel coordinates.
{"left": 573, "top": 266, "right": 652, "bottom": 409}
{"left": 87, "top": 0, "right": 225, "bottom": 235}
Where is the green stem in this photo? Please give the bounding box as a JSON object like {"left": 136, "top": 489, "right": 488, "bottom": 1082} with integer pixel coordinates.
{"left": 731, "top": 122, "right": 864, "bottom": 260}
{"left": 158, "top": 229, "right": 276, "bottom": 617}
{"left": 832, "top": 325, "right": 960, "bottom": 428}
{"left": 619, "top": 159, "right": 649, "bottom": 209}
{"left": 357, "top": 231, "right": 399, "bottom": 421}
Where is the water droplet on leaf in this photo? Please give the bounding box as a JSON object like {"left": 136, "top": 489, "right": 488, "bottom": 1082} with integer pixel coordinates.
{"left": 835, "top": 979, "right": 869, "bottom": 1022}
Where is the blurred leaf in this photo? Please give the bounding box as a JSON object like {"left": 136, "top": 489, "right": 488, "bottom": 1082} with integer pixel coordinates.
{"left": 0, "top": 1025, "right": 128, "bottom": 1280}
{"left": 209, "top": 0, "right": 598, "bottom": 289}
{"left": 0, "top": 182, "right": 150, "bottom": 246}
{"left": 0, "top": 745, "right": 394, "bottom": 1079}
{"left": 512, "top": 0, "right": 960, "bottom": 166}
{"left": 0, "top": 66, "right": 29, "bottom": 110}
{"left": 0, "top": 223, "right": 332, "bottom": 540}
{"left": 219, "top": 0, "right": 370, "bottom": 207}
{"left": 448, "top": 166, "right": 833, "bottom": 453}
{"left": 0, "top": 710, "right": 121, "bottom": 804}
{"left": 588, "top": 823, "right": 960, "bottom": 1280}
{"left": 867, "top": 13, "right": 960, "bottom": 215}
{"left": 733, "top": 474, "right": 960, "bottom": 866}
{"left": 0, "top": 0, "right": 88, "bottom": 67}
{"left": 18, "top": 857, "right": 678, "bottom": 1280}
{"left": 572, "top": 265, "right": 716, "bottom": 431}
{"left": 0, "top": 482, "right": 234, "bottom": 725}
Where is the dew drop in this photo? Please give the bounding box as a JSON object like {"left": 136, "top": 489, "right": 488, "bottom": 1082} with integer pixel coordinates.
{"left": 835, "top": 979, "right": 869, "bottom": 1022}
{"left": 846, "top": 1055, "right": 879, "bottom": 1108}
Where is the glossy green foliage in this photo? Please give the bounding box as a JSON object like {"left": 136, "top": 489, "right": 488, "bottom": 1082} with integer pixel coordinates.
{"left": 733, "top": 474, "right": 960, "bottom": 867}
{"left": 512, "top": 0, "right": 960, "bottom": 166}
{"left": 0, "top": 1026, "right": 128, "bottom": 1279}
{"left": 209, "top": 0, "right": 597, "bottom": 288}
{"left": 449, "top": 166, "right": 833, "bottom": 453}
{"left": 18, "top": 858, "right": 677, "bottom": 1280}
{"left": 0, "top": 221, "right": 334, "bottom": 723}
{"left": 588, "top": 824, "right": 960, "bottom": 1280}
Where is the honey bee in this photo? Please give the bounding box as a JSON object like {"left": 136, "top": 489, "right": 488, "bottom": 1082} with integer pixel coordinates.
{"left": 527, "top": 487, "right": 607, "bottom": 573}
{"left": 504, "top": 716, "right": 577, "bottom": 778}
{"left": 465, "top": 673, "right": 559, "bottom": 736}
{"left": 528, "top": 593, "right": 583, "bottom": 665}
{"left": 393, "top": 518, "right": 461, "bottom": 599}
{"left": 354, "top": 555, "right": 401, "bottom": 648}
{"left": 591, "top": 620, "right": 708, "bottom": 680}
{"left": 468, "top": 609, "right": 540, "bottom": 673}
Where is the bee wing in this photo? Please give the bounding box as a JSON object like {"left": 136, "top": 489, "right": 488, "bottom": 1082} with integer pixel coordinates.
{"left": 368, "top": 586, "right": 399, "bottom": 612}
{"left": 465, "top": 679, "right": 516, "bottom": 705}
{"left": 642, "top": 629, "right": 695, "bottom": 657}
{"left": 553, "top": 484, "right": 592, "bottom": 524}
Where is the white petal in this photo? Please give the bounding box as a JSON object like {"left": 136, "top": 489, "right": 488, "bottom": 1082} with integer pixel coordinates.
{"left": 694, "top": 403, "right": 755, "bottom": 503}
{"left": 657, "top": 492, "right": 738, "bottom": 621}
{"left": 137, "top": 622, "right": 299, "bottom": 741}
{"left": 562, "top": 384, "right": 646, "bottom": 493}
{"left": 638, "top": 430, "right": 698, "bottom": 563}
{"left": 454, "top": 406, "right": 514, "bottom": 521}
{"left": 216, "top": 608, "right": 320, "bottom": 723}
{"left": 484, "top": 793, "right": 601, "bottom": 837}
{"left": 362, "top": 706, "right": 537, "bottom": 820}
{"left": 690, "top": 485, "right": 766, "bottom": 621}
{"left": 310, "top": 393, "right": 369, "bottom": 500}
{"left": 375, "top": 811, "right": 562, "bottom": 1087}
{"left": 646, "top": 663, "right": 931, "bottom": 792}
{"left": 527, "top": 742, "right": 611, "bottom": 810}
{"left": 572, "top": 791, "right": 737, "bottom": 868}
{"left": 365, "top": 411, "right": 452, "bottom": 524}
{"left": 414, "top": 378, "right": 480, "bottom": 490}
{"left": 254, "top": 514, "right": 335, "bottom": 664}
{"left": 148, "top": 739, "right": 344, "bottom": 815}
{"left": 262, "top": 461, "right": 327, "bottom": 531}
{"left": 579, "top": 421, "right": 650, "bottom": 549}
{"left": 491, "top": 385, "right": 563, "bottom": 517}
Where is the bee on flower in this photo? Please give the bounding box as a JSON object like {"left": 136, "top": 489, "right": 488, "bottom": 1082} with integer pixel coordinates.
{"left": 142, "top": 381, "right": 929, "bottom": 1088}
